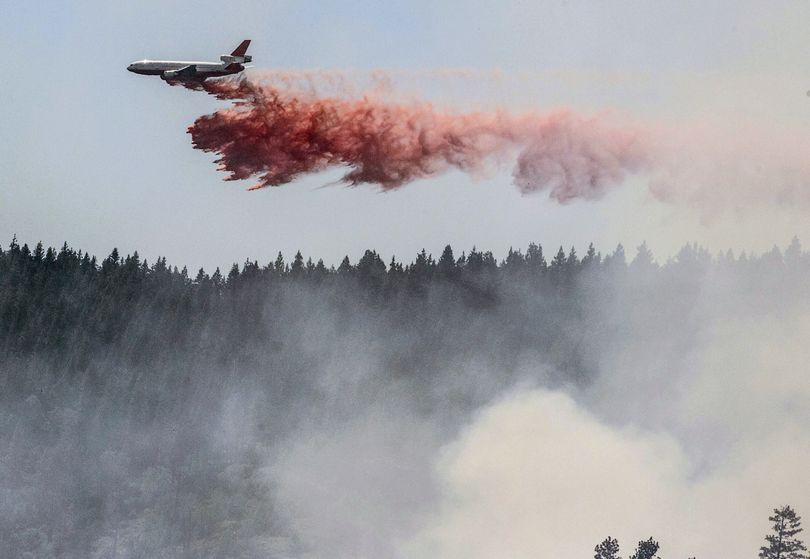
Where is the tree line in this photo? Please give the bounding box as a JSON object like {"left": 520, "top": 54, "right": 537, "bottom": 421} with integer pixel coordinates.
{"left": 1, "top": 235, "right": 807, "bottom": 368}
{"left": 594, "top": 505, "right": 807, "bottom": 559}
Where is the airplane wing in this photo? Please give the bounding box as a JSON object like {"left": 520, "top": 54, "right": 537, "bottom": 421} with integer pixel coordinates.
{"left": 161, "top": 65, "right": 200, "bottom": 81}
{"left": 173, "top": 64, "right": 197, "bottom": 78}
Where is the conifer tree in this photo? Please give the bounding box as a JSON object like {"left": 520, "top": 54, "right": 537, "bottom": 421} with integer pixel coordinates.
{"left": 760, "top": 505, "right": 807, "bottom": 559}
{"left": 582, "top": 242, "right": 600, "bottom": 267}
{"left": 785, "top": 236, "right": 802, "bottom": 267}
{"left": 502, "top": 247, "right": 525, "bottom": 274}
{"left": 337, "top": 255, "right": 353, "bottom": 276}
{"left": 356, "top": 250, "right": 386, "bottom": 288}
{"left": 211, "top": 267, "right": 223, "bottom": 287}
{"left": 594, "top": 536, "right": 621, "bottom": 559}
{"left": 551, "top": 246, "right": 567, "bottom": 270}
{"left": 437, "top": 245, "right": 457, "bottom": 279}
{"left": 629, "top": 538, "right": 659, "bottom": 559}
{"left": 290, "top": 251, "right": 305, "bottom": 278}
{"left": 411, "top": 249, "right": 434, "bottom": 279}
{"left": 631, "top": 241, "right": 656, "bottom": 270}
{"left": 526, "top": 242, "right": 546, "bottom": 270}
{"left": 274, "top": 252, "right": 286, "bottom": 275}
{"left": 566, "top": 246, "right": 579, "bottom": 270}
{"left": 194, "top": 268, "right": 208, "bottom": 285}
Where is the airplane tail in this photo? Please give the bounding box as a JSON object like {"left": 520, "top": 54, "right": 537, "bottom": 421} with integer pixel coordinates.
{"left": 221, "top": 40, "right": 252, "bottom": 64}
{"left": 231, "top": 40, "right": 250, "bottom": 57}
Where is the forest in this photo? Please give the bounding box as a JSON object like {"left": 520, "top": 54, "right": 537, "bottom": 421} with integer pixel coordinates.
{"left": 1, "top": 235, "right": 808, "bottom": 558}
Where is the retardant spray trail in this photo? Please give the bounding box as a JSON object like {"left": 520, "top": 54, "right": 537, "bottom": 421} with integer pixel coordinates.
{"left": 184, "top": 76, "right": 650, "bottom": 202}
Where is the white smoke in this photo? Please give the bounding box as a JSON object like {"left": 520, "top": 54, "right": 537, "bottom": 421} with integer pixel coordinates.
{"left": 406, "top": 388, "right": 810, "bottom": 559}
{"left": 404, "top": 272, "right": 810, "bottom": 559}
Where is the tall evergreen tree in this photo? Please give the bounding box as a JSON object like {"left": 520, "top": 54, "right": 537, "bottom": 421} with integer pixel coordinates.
{"left": 551, "top": 246, "right": 567, "bottom": 271}
{"left": 582, "top": 242, "right": 601, "bottom": 268}
{"left": 437, "top": 245, "right": 457, "bottom": 279}
{"left": 274, "top": 252, "right": 286, "bottom": 275}
{"left": 502, "top": 247, "right": 525, "bottom": 275}
{"left": 760, "top": 505, "right": 807, "bottom": 559}
{"left": 629, "top": 538, "right": 659, "bottom": 559}
{"left": 604, "top": 243, "right": 627, "bottom": 270}
{"left": 631, "top": 241, "right": 657, "bottom": 271}
{"left": 211, "top": 267, "right": 223, "bottom": 287}
{"left": 526, "top": 242, "right": 546, "bottom": 271}
{"left": 356, "top": 250, "right": 386, "bottom": 288}
{"left": 594, "top": 536, "right": 621, "bottom": 559}
{"left": 290, "top": 251, "right": 305, "bottom": 278}
{"left": 102, "top": 248, "right": 120, "bottom": 275}
{"left": 785, "top": 236, "right": 802, "bottom": 268}
{"left": 313, "top": 259, "right": 327, "bottom": 280}
{"left": 411, "top": 249, "right": 434, "bottom": 279}
{"left": 337, "top": 255, "right": 353, "bottom": 276}
{"left": 566, "top": 245, "right": 579, "bottom": 271}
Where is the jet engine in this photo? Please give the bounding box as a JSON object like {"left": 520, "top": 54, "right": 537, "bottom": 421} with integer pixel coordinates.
{"left": 220, "top": 54, "right": 252, "bottom": 64}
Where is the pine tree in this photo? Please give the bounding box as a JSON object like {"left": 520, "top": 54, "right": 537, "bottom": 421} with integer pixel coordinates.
{"left": 356, "top": 250, "right": 386, "bottom": 288}
{"left": 629, "top": 538, "right": 659, "bottom": 559}
{"left": 502, "top": 247, "right": 525, "bottom": 275}
{"left": 526, "top": 242, "right": 546, "bottom": 270}
{"left": 604, "top": 243, "right": 627, "bottom": 270}
{"left": 566, "top": 245, "right": 579, "bottom": 270}
{"left": 760, "top": 505, "right": 807, "bottom": 559}
{"left": 594, "top": 536, "right": 621, "bottom": 559}
{"left": 227, "top": 263, "right": 240, "bottom": 283}
{"left": 631, "top": 241, "right": 656, "bottom": 270}
{"left": 388, "top": 256, "right": 403, "bottom": 275}
{"left": 211, "top": 267, "right": 223, "bottom": 287}
{"left": 582, "top": 242, "right": 600, "bottom": 268}
{"left": 785, "top": 236, "right": 802, "bottom": 268}
{"left": 551, "top": 246, "right": 567, "bottom": 271}
{"left": 411, "top": 249, "right": 434, "bottom": 279}
{"left": 337, "top": 256, "right": 353, "bottom": 276}
{"left": 290, "top": 251, "right": 305, "bottom": 278}
{"left": 102, "top": 248, "right": 120, "bottom": 275}
{"left": 437, "top": 245, "right": 457, "bottom": 279}
{"left": 274, "top": 252, "right": 286, "bottom": 275}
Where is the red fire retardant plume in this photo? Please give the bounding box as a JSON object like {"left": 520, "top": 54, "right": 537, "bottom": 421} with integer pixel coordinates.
{"left": 186, "top": 77, "right": 650, "bottom": 202}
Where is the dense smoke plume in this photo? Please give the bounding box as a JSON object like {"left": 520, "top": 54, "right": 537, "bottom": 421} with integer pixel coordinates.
{"left": 2, "top": 238, "right": 809, "bottom": 558}
{"left": 186, "top": 76, "right": 649, "bottom": 202}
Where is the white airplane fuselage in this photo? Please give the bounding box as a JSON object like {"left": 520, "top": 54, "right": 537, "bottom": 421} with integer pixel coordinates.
{"left": 127, "top": 60, "right": 244, "bottom": 78}
{"left": 127, "top": 40, "right": 251, "bottom": 81}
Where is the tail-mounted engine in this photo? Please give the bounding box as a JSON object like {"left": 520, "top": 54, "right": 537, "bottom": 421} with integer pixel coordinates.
{"left": 221, "top": 54, "right": 252, "bottom": 64}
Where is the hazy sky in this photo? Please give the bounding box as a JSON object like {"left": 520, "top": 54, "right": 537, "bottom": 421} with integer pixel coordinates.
{"left": 2, "top": 1, "right": 810, "bottom": 271}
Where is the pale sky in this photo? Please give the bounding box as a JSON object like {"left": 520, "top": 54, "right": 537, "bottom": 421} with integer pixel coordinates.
{"left": 2, "top": 1, "right": 810, "bottom": 271}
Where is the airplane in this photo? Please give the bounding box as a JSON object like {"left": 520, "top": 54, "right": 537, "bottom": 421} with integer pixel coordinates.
{"left": 127, "top": 40, "right": 252, "bottom": 81}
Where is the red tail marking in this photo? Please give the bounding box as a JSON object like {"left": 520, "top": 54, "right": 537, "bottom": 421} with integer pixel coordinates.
{"left": 231, "top": 40, "right": 250, "bottom": 57}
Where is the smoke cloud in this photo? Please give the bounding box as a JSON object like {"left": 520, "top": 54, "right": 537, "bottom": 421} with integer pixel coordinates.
{"left": 4, "top": 241, "right": 810, "bottom": 558}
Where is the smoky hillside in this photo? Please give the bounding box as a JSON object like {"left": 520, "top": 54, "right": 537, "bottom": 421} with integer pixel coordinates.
{"left": 2, "top": 236, "right": 809, "bottom": 559}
